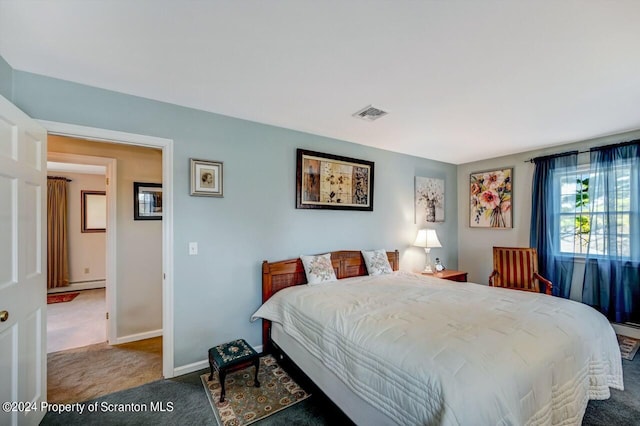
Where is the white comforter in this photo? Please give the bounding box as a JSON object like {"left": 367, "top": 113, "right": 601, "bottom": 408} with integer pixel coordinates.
{"left": 251, "top": 272, "right": 623, "bottom": 426}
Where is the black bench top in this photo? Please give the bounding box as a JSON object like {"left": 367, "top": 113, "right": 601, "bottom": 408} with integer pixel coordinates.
{"left": 208, "top": 339, "right": 258, "bottom": 368}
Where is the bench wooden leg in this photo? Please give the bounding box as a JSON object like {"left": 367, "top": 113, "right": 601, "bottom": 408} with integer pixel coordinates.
{"left": 219, "top": 369, "right": 227, "bottom": 403}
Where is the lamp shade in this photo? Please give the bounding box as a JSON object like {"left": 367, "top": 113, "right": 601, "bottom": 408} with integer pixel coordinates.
{"left": 413, "top": 229, "right": 442, "bottom": 248}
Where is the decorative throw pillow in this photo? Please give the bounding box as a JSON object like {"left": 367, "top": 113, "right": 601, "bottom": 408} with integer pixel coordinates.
{"left": 361, "top": 249, "right": 393, "bottom": 275}
{"left": 300, "top": 253, "right": 337, "bottom": 285}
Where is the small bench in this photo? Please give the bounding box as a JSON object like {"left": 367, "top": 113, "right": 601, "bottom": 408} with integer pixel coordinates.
{"left": 208, "top": 339, "right": 260, "bottom": 402}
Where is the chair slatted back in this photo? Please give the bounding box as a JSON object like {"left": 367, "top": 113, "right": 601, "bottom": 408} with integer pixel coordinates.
{"left": 492, "top": 247, "right": 540, "bottom": 292}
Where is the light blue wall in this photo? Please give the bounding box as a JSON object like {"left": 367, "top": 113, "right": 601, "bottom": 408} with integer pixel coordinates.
{"left": 11, "top": 68, "right": 458, "bottom": 367}
{"left": 0, "top": 55, "right": 13, "bottom": 100}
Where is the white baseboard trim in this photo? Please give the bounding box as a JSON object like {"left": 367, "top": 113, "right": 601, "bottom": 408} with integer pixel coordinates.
{"left": 174, "top": 360, "right": 209, "bottom": 377}
{"left": 115, "top": 329, "right": 163, "bottom": 345}
{"left": 47, "top": 281, "right": 106, "bottom": 293}
{"left": 172, "top": 344, "right": 263, "bottom": 378}
{"left": 612, "top": 323, "right": 640, "bottom": 339}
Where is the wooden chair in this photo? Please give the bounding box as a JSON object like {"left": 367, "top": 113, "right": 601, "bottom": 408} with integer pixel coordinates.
{"left": 488, "top": 247, "right": 553, "bottom": 295}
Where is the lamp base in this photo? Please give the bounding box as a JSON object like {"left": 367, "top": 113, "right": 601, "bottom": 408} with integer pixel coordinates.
{"left": 422, "top": 265, "right": 434, "bottom": 274}
{"left": 423, "top": 247, "right": 433, "bottom": 274}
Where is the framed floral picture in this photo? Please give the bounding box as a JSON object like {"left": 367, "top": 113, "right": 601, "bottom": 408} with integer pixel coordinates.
{"left": 415, "top": 177, "right": 444, "bottom": 224}
{"left": 470, "top": 167, "right": 513, "bottom": 228}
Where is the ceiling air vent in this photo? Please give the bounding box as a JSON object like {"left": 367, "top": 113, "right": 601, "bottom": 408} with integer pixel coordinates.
{"left": 352, "top": 105, "right": 389, "bottom": 121}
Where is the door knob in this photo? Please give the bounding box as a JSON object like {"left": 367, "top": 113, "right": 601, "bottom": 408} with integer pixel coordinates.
{"left": 0, "top": 310, "right": 8, "bottom": 322}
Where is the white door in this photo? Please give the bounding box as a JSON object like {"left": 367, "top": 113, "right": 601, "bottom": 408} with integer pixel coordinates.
{"left": 0, "top": 95, "right": 47, "bottom": 426}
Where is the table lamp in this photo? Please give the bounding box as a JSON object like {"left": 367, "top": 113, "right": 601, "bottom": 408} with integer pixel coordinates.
{"left": 413, "top": 229, "right": 442, "bottom": 273}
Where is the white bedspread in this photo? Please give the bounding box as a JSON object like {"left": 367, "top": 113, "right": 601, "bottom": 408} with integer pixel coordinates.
{"left": 251, "top": 272, "right": 623, "bottom": 426}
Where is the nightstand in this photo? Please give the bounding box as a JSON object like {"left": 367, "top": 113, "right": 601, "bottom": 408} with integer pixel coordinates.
{"left": 422, "top": 270, "right": 468, "bottom": 282}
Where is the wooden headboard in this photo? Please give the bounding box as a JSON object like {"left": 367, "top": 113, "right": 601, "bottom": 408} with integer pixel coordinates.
{"left": 260, "top": 249, "right": 399, "bottom": 351}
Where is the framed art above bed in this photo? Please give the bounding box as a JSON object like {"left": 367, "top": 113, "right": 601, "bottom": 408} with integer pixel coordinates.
{"left": 296, "top": 149, "right": 374, "bottom": 211}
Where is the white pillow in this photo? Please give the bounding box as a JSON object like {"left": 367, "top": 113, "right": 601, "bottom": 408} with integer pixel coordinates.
{"left": 300, "top": 253, "right": 337, "bottom": 285}
{"left": 361, "top": 249, "right": 393, "bottom": 275}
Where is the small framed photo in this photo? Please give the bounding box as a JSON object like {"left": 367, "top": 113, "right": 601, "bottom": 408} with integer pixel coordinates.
{"left": 134, "top": 182, "right": 162, "bottom": 220}
{"left": 190, "top": 159, "right": 223, "bottom": 197}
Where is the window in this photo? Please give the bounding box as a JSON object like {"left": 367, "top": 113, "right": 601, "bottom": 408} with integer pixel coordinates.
{"left": 555, "top": 162, "right": 634, "bottom": 257}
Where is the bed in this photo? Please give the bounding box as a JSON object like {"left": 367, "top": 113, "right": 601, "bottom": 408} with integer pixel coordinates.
{"left": 252, "top": 250, "right": 623, "bottom": 425}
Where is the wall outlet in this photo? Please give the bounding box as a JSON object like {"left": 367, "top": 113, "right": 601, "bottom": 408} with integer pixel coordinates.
{"left": 189, "top": 242, "right": 198, "bottom": 255}
{"left": 84, "top": 267, "right": 90, "bottom": 274}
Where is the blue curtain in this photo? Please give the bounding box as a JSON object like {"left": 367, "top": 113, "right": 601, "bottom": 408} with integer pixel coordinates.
{"left": 530, "top": 152, "right": 578, "bottom": 298}
{"left": 582, "top": 142, "right": 640, "bottom": 322}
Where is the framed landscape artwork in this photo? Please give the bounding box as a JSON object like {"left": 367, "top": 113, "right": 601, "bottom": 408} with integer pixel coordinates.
{"left": 296, "top": 149, "right": 374, "bottom": 211}
{"left": 415, "top": 176, "right": 444, "bottom": 224}
{"left": 469, "top": 167, "right": 513, "bottom": 228}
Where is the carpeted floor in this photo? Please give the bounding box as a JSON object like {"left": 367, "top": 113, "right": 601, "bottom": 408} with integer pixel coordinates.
{"left": 47, "top": 336, "right": 163, "bottom": 404}
{"left": 41, "top": 355, "right": 351, "bottom": 426}
{"left": 583, "top": 358, "right": 640, "bottom": 425}
{"left": 47, "top": 288, "right": 107, "bottom": 353}
{"left": 41, "top": 353, "right": 638, "bottom": 425}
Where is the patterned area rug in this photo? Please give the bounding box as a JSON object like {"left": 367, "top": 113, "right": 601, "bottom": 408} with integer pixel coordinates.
{"left": 47, "top": 292, "right": 80, "bottom": 304}
{"left": 618, "top": 335, "right": 640, "bottom": 361}
{"left": 201, "top": 355, "right": 310, "bottom": 426}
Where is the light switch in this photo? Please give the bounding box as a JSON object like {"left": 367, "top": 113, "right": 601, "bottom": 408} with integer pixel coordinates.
{"left": 189, "top": 242, "right": 198, "bottom": 255}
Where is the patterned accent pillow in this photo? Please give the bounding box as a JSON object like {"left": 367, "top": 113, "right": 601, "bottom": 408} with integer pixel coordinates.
{"left": 361, "top": 249, "right": 393, "bottom": 275}
{"left": 300, "top": 253, "right": 337, "bottom": 285}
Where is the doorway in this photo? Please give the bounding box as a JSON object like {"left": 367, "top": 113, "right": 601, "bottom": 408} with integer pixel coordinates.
{"left": 40, "top": 120, "right": 175, "bottom": 376}
{"left": 45, "top": 134, "right": 167, "bottom": 402}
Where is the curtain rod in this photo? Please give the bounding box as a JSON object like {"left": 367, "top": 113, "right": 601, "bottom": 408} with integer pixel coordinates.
{"left": 48, "top": 176, "right": 72, "bottom": 182}
{"left": 524, "top": 139, "right": 640, "bottom": 163}
{"left": 524, "top": 150, "right": 582, "bottom": 163}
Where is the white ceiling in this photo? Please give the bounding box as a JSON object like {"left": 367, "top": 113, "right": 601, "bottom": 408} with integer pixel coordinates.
{"left": 2, "top": 1, "right": 639, "bottom": 165}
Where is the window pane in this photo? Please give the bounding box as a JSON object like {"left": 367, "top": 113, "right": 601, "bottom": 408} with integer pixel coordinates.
{"left": 559, "top": 216, "right": 575, "bottom": 234}
{"left": 560, "top": 195, "right": 575, "bottom": 212}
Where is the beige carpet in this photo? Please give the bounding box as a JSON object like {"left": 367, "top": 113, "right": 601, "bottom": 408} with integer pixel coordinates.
{"left": 47, "top": 337, "right": 162, "bottom": 404}
{"left": 47, "top": 288, "right": 106, "bottom": 353}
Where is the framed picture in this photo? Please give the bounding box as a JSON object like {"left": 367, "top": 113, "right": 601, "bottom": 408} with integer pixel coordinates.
{"left": 190, "top": 158, "right": 223, "bottom": 197}
{"left": 415, "top": 177, "right": 444, "bottom": 224}
{"left": 81, "top": 190, "right": 106, "bottom": 232}
{"left": 296, "top": 149, "right": 374, "bottom": 211}
{"left": 134, "top": 182, "right": 162, "bottom": 220}
{"left": 469, "top": 167, "right": 513, "bottom": 228}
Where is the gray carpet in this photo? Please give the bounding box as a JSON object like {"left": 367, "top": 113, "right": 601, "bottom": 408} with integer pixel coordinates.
{"left": 582, "top": 358, "right": 640, "bottom": 425}
{"left": 41, "top": 356, "right": 638, "bottom": 425}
